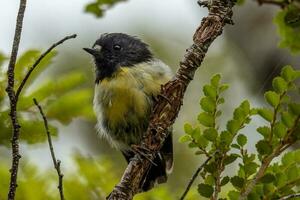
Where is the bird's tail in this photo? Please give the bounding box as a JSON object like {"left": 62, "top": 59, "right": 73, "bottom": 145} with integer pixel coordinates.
{"left": 141, "top": 133, "right": 173, "bottom": 191}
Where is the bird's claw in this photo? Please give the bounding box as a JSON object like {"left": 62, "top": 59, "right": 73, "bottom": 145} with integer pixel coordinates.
{"left": 131, "top": 144, "right": 157, "bottom": 166}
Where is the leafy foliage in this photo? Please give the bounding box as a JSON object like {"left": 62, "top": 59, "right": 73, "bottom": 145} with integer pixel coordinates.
{"left": 84, "top": 0, "right": 127, "bottom": 18}
{"left": 274, "top": 5, "right": 300, "bottom": 54}
{"left": 0, "top": 155, "right": 177, "bottom": 200}
{"left": 0, "top": 50, "right": 94, "bottom": 146}
{"left": 181, "top": 66, "right": 300, "bottom": 199}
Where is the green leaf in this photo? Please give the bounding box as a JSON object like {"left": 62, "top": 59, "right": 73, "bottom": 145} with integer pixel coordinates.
{"left": 264, "top": 91, "right": 280, "bottom": 107}
{"left": 15, "top": 50, "right": 57, "bottom": 87}
{"left": 19, "top": 72, "right": 87, "bottom": 111}
{"left": 204, "top": 162, "right": 217, "bottom": 173}
{"left": 230, "top": 176, "right": 244, "bottom": 189}
{"left": 85, "top": 2, "right": 104, "bottom": 17}
{"left": 211, "top": 74, "right": 221, "bottom": 87}
{"left": 191, "top": 127, "right": 201, "bottom": 141}
{"left": 231, "top": 143, "right": 241, "bottom": 150}
{"left": 203, "top": 128, "right": 218, "bottom": 141}
{"left": 244, "top": 162, "right": 259, "bottom": 176}
{"left": 203, "top": 84, "right": 217, "bottom": 99}
{"left": 184, "top": 123, "right": 193, "bottom": 135}
{"left": 228, "top": 191, "right": 240, "bottom": 200}
{"left": 294, "top": 150, "right": 300, "bottom": 164}
{"left": 282, "top": 151, "right": 295, "bottom": 166}
{"left": 179, "top": 135, "right": 192, "bottom": 143}
{"left": 256, "top": 140, "right": 272, "bottom": 155}
{"left": 237, "top": 134, "right": 247, "bottom": 147}
{"left": 281, "top": 65, "right": 298, "bottom": 81}
{"left": 204, "top": 175, "right": 215, "bottom": 185}
{"left": 198, "top": 113, "right": 214, "bottom": 127}
{"left": 84, "top": 0, "right": 126, "bottom": 18}
{"left": 274, "top": 7, "right": 300, "bottom": 54}
{"left": 20, "top": 120, "right": 58, "bottom": 144}
{"left": 219, "top": 84, "right": 229, "bottom": 93}
{"left": 287, "top": 165, "right": 299, "bottom": 180}
{"left": 257, "top": 126, "right": 271, "bottom": 138}
{"left": 274, "top": 122, "right": 287, "bottom": 138}
{"left": 221, "top": 176, "right": 230, "bottom": 186}
{"left": 224, "top": 154, "right": 239, "bottom": 165}
{"left": 0, "top": 52, "right": 7, "bottom": 67}
{"left": 284, "top": 6, "right": 300, "bottom": 28}
{"left": 260, "top": 173, "right": 276, "bottom": 183}
{"left": 289, "top": 103, "right": 300, "bottom": 115}
{"left": 241, "top": 100, "right": 250, "bottom": 114}
{"left": 272, "top": 77, "right": 288, "bottom": 94}
{"left": 227, "top": 120, "right": 240, "bottom": 134}
{"left": 233, "top": 107, "right": 247, "bottom": 121}
{"left": 195, "top": 134, "right": 209, "bottom": 149}
{"left": 220, "top": 131, "right": 232, "bottom": 146}
{"left": 200, "top": 97, "right": 216, "bottom": 113}
{"left": 243, "top": 154, "right": 256, "bottom": 164}
{"left": 198, "top": 183, "right": 213, "bottom": 198}
{"left": 257, "top": 108, "right": 273, "bottom": 122}
{"left": 46, "top": 89, "right": 94, "bottom": 124}
{"left": 189, "top": 143, "right": 198, "bottom": 148}
{"left": 15, "top": 50, "right": 40, "bottom": 81}
{"left": 281, "top": 111, "right": 295, "bottom": 128}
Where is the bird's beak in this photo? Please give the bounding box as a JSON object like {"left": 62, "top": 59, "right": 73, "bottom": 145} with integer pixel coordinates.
{"left": 83, "top": 48, "right": 99, "bottom": 57}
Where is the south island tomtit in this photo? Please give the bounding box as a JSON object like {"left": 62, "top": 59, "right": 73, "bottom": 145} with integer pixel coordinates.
{"left": 83, "top": 33, "right": 173, "bottom": 191}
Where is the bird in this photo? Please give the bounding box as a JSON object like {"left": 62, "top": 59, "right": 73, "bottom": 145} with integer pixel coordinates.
{"left": 83, "top": 33, "right": 173, "bottom": 191}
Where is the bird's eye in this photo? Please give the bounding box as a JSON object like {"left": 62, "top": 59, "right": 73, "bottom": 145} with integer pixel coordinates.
{"left": 93, "top": 44, "right": 102, "bottom": 50}
{"left": 113, "top": 44, "right": 121, "bottom": 50}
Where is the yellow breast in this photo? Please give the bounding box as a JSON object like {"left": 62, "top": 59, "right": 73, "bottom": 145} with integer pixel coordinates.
{"left": 95, "top": 67, "right": 152, "bottom": 127}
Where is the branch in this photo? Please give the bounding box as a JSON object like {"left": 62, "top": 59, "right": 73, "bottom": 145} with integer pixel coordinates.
{"left": 33, "top": 98, "right": 65, "bottom": 200}
{"left": 6, "top": 0, "right": 27, "bottom": 199}
{"left": 180, "top": 156, "right": 213, "bottom": 200}
{"left": 107, "top": 0, "right": 235, "bottom": 199}
{"left": 15, "top": 34, "right": 77, "bottom": 100}
{"left": 5, "top": 1, "right": 75, "bottom": 198}
{"left": 239, "top": 116, "right": 300, "bottom": 200}
{"left": 256, "top": 0, "right": 289, "bottom": 8}
{"left": 279, "top": 193, "right": 300, "bottom": 200}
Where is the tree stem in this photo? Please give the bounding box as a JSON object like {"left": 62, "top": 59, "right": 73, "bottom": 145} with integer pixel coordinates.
{"left": 6, "top": 0, "right": 27, "bottom": 199}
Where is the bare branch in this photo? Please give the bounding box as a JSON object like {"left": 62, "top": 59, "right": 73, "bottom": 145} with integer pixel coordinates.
{"left": 6, "top": 0, "right": 27, "bottom": 199}
{"left": 33, "top": 98, "right": 65, "bottom": 200}
{"left": 256, "top": 0, "right": 289, "bottom": 8}
{"left": 15, "top": 34, "right": 77, "bottom": 100}
{"left": 5, "top": 2, "right": 75, "bottom": 199}
{"left": 107, "top": 0, "right": 235, "bottom": 199}
{"left": 279, "top": 193, "right": 300, "bottom": 200}
{"left": 180, "top": 156, "right": 213, "bottom": 200}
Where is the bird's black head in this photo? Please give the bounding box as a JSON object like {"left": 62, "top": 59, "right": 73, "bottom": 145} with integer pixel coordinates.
{"left": 83, "top": 33, "right": 153, "bottom": 83}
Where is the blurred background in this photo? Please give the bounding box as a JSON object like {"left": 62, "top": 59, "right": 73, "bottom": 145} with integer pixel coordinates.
{"left": 0, "top": 0, "right": 299, "bottom": 199}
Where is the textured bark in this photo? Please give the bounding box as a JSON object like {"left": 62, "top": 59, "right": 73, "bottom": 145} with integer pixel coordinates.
{"left": 6, "top": 0, "right": 27, "bottom": 199}
{"left": 107, "top": 0, "right": 235, "bottom": 199}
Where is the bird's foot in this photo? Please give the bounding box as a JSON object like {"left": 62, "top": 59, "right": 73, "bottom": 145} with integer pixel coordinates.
{"left": 153, "top": 94, "right": 172, "bottom": 106}
{"left": 131, "top": 144, "right": 157, "bottom": 166}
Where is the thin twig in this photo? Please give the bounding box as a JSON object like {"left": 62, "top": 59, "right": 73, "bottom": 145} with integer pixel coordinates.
{"left": 6, "top": 0, "right": 27, "bottom": 199}
{"left": 33, "top": 98, "right": 65, "bottom": 200}
{"left": 179, "top": 156, "right": 213, "bottom": 200}
{"left": 279, "top": 193, "right": 300, "bottom": 200}
{"left": 256, "top": 0, "right": 289, "bottom": 8}
{"left": 15, "top": 34, "right": 77, "bottom": 100}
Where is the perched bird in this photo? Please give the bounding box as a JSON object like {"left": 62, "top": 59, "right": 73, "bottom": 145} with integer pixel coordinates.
{"left": 83, "top": 33, "right": 173, "bottom": 191}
